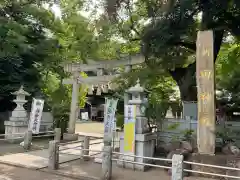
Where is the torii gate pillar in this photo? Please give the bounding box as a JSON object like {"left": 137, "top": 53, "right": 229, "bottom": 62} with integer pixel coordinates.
{"left": 63, "top": 72, "right": 80, "bottom": 141}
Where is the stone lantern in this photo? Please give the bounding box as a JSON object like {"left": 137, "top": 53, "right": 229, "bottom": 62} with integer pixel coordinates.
{"left": 118, "top": 79, "right": 156, "bottom": 171}
{"left": 10, "top": 85, "right": 30, "bottom": 119}
{"left": 4, "top": 86, "right": 30, "bottom": 142}
{"left": 126, "top": 79, "right": 149, "bottom": 133}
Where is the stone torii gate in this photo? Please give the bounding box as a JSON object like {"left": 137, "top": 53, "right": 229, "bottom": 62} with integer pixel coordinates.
{"left": 62, "top": 54, "right": 145, "bottom": 140}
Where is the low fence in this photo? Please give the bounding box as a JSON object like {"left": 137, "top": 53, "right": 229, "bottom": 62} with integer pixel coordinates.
{"left": 0, "top": 128, "right": 60, "bottom": 150}
{"left": 48, "top": 139, "right": 240, "bottom": 180}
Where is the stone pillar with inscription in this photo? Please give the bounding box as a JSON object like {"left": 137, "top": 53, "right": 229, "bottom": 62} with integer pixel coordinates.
{"left": 196, "top": 30, "right": 216, "bottom": 155}
{"left": 4, "top": 86, "right": 30, "bottom": 142}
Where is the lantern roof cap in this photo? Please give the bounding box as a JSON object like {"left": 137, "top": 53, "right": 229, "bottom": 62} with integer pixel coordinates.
{"left": 11, "top": 86, "right": 30, "bottom": 96}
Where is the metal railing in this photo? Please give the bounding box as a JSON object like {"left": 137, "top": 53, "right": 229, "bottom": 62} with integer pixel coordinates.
{"left": 48, "top": 138, "right": 240, "bottom": 180}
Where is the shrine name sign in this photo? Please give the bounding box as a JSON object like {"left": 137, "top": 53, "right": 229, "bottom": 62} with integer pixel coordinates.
{"left": 196, "top": 30, "right": 216, "bottom": 155}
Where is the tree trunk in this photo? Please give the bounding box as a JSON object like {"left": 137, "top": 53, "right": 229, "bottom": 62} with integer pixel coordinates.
{"left": 169, "top": 29, "right": 224, "bottom": 102}
{"left": 170, "top": 63, "right": 197, "bottom": 101}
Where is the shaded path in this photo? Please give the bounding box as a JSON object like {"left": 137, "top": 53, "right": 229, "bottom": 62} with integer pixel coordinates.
{"left": 0, "top": 164, "right": 77, "bottom": 180}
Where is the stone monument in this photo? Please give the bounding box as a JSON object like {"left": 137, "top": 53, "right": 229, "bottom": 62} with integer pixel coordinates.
{"left": 4, "top": 86, "right": 30, "bottom": 142}
{"left": 196, "top": 30, "right": 215, "bottom": 155}
{"left": 118, "top": 80, "right": 156, "bottom": 171}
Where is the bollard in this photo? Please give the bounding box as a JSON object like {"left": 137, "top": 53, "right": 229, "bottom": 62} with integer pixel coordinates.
{"left": 23, "top": 130, "right": 32, "bottom": 150}
{"left": 82, "top": 136, "right": 90, "bottom": 161}
{"left": 54, "top": 128, "right": 61, "bottom": 142}
{"left": 101, "top": 146, "right": 112, "bottom": 180}
{"left": 48, "top": 140, "right": 59, "bottom": 170}
{"left": 172, "top": 154, "right": 184, "bottom": 180}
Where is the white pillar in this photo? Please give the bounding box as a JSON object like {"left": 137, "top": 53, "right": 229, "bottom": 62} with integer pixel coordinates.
{"left": 68, "top": 72, "right": 80, "bottom": 134}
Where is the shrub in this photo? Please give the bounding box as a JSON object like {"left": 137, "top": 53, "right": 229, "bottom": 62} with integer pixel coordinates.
{"left": 116, "top": 113, "right": 124, "bottom": 130}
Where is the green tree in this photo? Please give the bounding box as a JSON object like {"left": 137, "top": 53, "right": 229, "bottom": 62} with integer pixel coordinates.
{"left": 102, "top": 0, "right": 240, "bottom": 101}
{"left": 0, "top": 0, "right": 58, "bottom": 111}
{"left": 216, "top": 39, "right": 240, "bottom": 113}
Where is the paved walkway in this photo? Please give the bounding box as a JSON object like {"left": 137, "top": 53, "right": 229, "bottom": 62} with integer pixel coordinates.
{"left": 0, "top": 164, "right": 76, "bottom": 180}
{"left": 42, "top": 159, "right": 212, "bottom": 180}
{"left": 0, "top": 130, "right": 212, "bottom": 180}
{"left": 0, "top": 137, "right": 104, "bottom": 169}
{"left": 0, "top": 161, "right": 213, "bottom": 180}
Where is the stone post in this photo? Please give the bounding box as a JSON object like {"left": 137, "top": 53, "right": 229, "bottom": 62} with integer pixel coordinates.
{"left": 172, "top": 154, "right": 184, "bottom": 180}
{"left": 196, "top": 30, "right": 215, "bottom": 155}
{"left": 23, "top": 130, "right": 32, "bottom": 150}
{"left": 48, "top": 140, "right": 59, "bottom": 170}
{"left": 54, "top": 128, "right": 61, "bottom": 142}
{"left": 82, "top": 136, "right": 90, "bottom": 161}
{"left": 101, "top": 146, "right": 112, "bottom": 180}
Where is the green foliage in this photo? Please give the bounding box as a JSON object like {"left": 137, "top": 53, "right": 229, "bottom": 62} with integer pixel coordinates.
{"left": 45, "top": 72, "right": 88, "bottom": 133}
{"left": 215, "top": 127, "right": 240, "bottom": 145}
{"left": 116, "top": 113, "right": 124, "bottom": 129}
{"left": 101, "top": 0, "right": 240, "bottom": 101}
{"left": 167, "top": 123, "right": 180, "bottom": 131}
{"left": 0, "top": 1, "right": 54, "bottom": 98}
{"left": 167, "top": 123, "right": 194, "bottom": 142}
{"left": 216, "top": 40, "right": 240, "bottom": 112}
{"left": 182, "top": 129, "right": 195, "bottom": 142}
{"left": 46, "top": 82, "right": 71, "bottom": 134}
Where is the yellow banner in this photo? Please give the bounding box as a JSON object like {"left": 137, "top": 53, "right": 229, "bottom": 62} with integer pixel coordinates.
{"left": 124, "top": 105, "right": 136, "bottom": 153}
{"left": 124, "top": 122, "right": 135, "bottom": 152}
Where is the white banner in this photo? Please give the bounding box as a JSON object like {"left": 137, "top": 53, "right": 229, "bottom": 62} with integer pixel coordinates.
{"left": 124, "top": 105, "right": 137, "bottom": 120}
{"left": 29, "top": 98, "right": 44, "bottom": 134}
{"left": 104, "top": 98, "right": 118, "bottom": 135}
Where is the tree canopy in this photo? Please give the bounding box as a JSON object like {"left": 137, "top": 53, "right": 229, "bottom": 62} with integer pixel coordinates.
{"left": 0, "top": 0, "right": 240, "bottom": 118}
{"left": 103, "top": 0, "right": 240, "bottom": 101}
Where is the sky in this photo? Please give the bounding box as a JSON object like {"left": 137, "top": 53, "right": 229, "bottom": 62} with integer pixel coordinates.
{"left": 50, "top": 1, "right": 104, "bottom": 19}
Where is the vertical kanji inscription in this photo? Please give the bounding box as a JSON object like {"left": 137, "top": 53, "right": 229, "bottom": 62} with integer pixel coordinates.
{"left": 196, "top": 30, "right": 216, "bottom": 155}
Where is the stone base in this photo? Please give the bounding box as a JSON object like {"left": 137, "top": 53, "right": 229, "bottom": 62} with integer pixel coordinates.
{"left": 4, "top": 120, "right": 28, "bottom": 143}
{"left": 63, "top": 133, "right": 78, "bottom": 141}
{"left": 117, "top": 132, "right": 156, "bottom": 171}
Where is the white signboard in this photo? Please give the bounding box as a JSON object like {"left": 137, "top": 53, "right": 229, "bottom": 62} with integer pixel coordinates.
{"left": 104, "top": 98, "right": 118, "bottom": 136}
{"left": 81, "top": 112, "right": 89, "bottom": 120}
{"left": 124, "top": 105, "right": 137, "bottom": 119}
{"left": 29, "top": 98, "right": 44, "bottom": 134}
